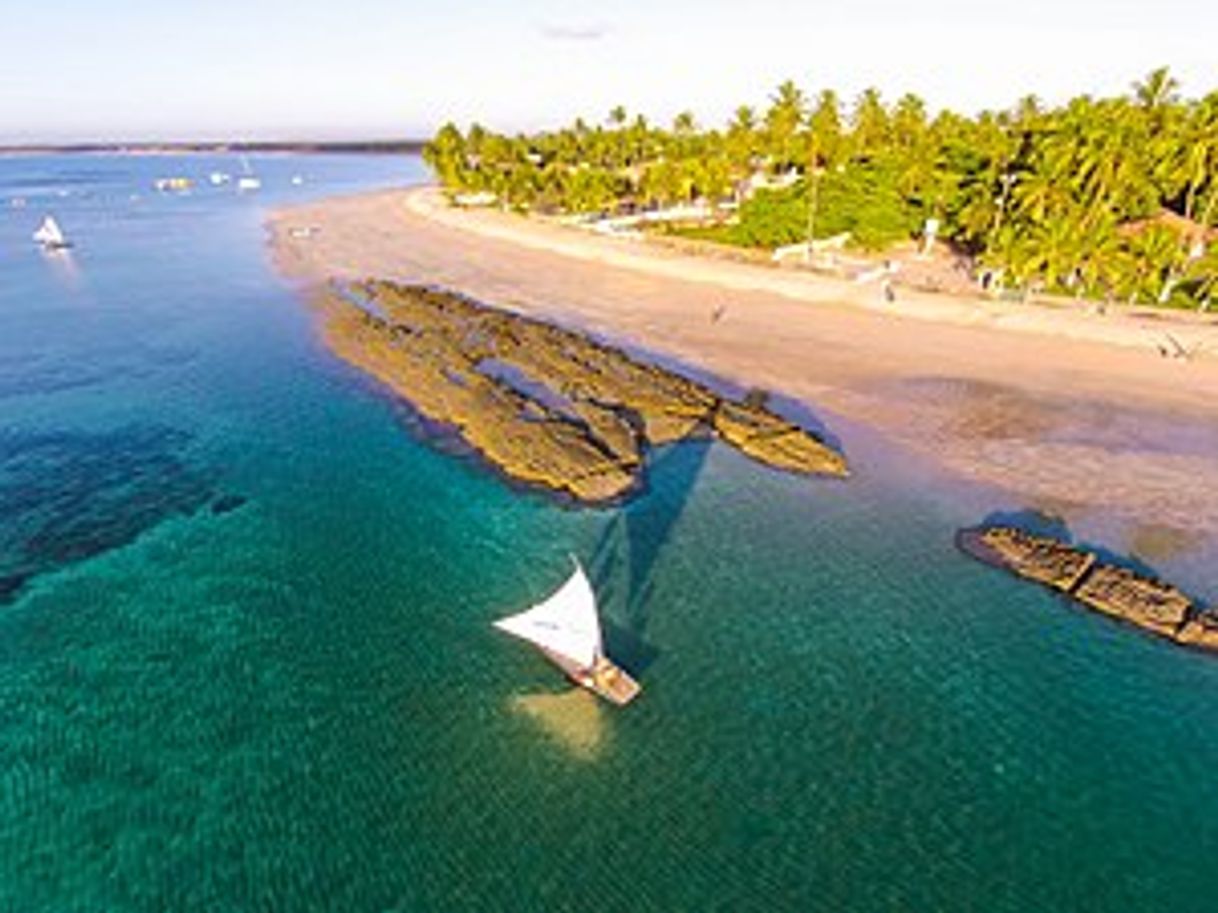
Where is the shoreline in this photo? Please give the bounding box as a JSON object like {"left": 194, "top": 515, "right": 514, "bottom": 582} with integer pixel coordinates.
{"left": 401, "top": 187, "right": 1218, "bottom": 358}
{"left": 267, "top": 184, "right": 1218, "bottom": 539}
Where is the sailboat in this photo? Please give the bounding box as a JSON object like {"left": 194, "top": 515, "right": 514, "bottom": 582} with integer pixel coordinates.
{"left": 32, "top": 216, "right": 71, "bottom": 250}
{"left": 236, "top": 155, "right": 261, "bottom": 192}
{"left": 494, "top": 559, "right": 641, "bottom": 706}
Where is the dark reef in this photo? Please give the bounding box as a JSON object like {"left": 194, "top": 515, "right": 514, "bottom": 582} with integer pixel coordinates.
{"left": 0, "top": 425, "right": 214, "bottom": 603}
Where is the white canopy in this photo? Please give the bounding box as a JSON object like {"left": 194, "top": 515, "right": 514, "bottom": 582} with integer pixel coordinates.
{"left": 494, "top": 560, "right": 603, "bottom": 671}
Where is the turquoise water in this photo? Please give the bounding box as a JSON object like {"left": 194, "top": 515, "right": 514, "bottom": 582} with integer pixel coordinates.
{"left": 3, "top": 154, "right": 1218, "bottom": 912}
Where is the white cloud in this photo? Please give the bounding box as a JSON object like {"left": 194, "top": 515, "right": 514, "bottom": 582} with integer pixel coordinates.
{"left": 539, "top": 22, "right": 610, "bottom": 42}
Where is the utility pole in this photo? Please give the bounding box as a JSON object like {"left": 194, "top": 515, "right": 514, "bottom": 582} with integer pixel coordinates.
{"left": 804, "top": 139, "right": 820, "bottom": 266}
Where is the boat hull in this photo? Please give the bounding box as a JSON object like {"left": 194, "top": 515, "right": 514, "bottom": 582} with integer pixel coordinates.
{"left": 542, "top": 650, "right": 641, "bottom": 706}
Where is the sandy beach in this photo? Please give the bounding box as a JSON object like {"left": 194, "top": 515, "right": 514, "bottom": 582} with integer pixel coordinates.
{"left": 268, "top": 186, "right": 1218, "bottom": 538}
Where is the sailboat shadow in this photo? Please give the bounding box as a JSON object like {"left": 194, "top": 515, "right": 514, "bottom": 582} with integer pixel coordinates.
{"left": 591, "top": 439, "right": 713, "bottom": 675}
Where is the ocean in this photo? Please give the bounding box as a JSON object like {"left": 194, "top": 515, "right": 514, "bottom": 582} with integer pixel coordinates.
{"left": 2, "top": 153, "right": 1217, "bottom": 911}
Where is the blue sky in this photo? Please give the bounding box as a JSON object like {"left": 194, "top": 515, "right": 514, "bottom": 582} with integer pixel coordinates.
{"left": 2, "top": 0, "right": 1214, "bottom": 142}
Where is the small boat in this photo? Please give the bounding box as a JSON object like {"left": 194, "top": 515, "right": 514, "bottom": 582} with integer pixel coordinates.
{"left": 494, "top": 558, "right": 641, "bottom": 706}
{"left": 154, "top": 176, "right": 193, "bottom": 192}
{"left": 33, "top": 216, "right": 71, "bottom": 249}
{"left": 208, "top": 171, "right": 232, "bottom": 186}
{"left": 236, "top": 156, "right": 261, "bottom": 192}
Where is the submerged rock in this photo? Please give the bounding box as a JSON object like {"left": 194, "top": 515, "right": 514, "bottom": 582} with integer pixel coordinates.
{"left": 315, "top": 281, "right": 847, "bottom": 504}
{"left": 958, "top": 525, "right": 1215, "bottom": 653}
{"left": 0, "top": 573, "right": 28, "bottom": 603}
{"left": 211, "top": 493, "right": 248, "bottom": 515}
{"left": 0, "top": 425, "right": 215, "bottom": 602}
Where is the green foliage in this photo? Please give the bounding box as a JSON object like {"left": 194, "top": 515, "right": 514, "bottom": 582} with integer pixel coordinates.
{"left": 728, "top": 188, "right": 806, "bottom": 247}
{"left": 728, "top": 164, "right": 918, "bottom": 250}
{"left": 422, "top": 67, "right": 1218, "bottom": 308}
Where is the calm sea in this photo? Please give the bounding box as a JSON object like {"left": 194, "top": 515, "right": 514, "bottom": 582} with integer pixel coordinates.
{"left": 2, "top": 154, "right": 1217, "bottom": 912}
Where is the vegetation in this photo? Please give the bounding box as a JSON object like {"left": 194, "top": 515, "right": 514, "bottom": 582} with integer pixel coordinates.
{"left": 424, "top": 69, "right": 1218, "bottom": 308}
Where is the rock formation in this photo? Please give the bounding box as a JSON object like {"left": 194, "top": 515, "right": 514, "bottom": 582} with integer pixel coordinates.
{"left": 957, "top": 525, "right": 1218, "bottom": 652}
{"left": 315, "top": 281, "right": 848, "bottom": 504}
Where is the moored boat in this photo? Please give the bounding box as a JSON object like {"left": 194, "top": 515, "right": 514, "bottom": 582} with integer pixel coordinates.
{"left": 494, "top": 558, "right": 641, "bottom": 706}
{"left": 236, "top": 156, "right": 261, "bottom": 192}
{"left": 32, "top": 215, "right": 71, "bottom": 249}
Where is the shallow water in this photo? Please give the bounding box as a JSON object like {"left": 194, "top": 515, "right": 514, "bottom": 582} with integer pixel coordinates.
{"left": 2, "top": 154, "right": 1217, "bottom": 911}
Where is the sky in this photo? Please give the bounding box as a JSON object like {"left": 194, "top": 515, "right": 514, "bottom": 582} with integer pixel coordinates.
{"left": 1, "top": 0, "right": 1215, "bottom": 143}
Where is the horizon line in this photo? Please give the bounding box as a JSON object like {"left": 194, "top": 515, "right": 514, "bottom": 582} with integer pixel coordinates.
{"left": 0, "top": 138, "right": 429, "bottom": 155}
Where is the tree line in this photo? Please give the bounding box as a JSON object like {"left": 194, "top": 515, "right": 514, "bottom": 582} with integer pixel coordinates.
{"left": 424, "top": 69, "right": 1218, "bottom": 308}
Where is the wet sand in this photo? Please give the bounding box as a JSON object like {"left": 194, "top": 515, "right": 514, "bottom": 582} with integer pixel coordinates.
{"left": 268, "top": 186, "right": 1218, "bottom": 536}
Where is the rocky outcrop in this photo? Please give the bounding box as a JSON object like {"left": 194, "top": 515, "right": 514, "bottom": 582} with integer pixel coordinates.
{"left": 1177, "top": 612, "right": 1218, "bottom": 649}
{"left": 958, "top": 526, "right": 1095, "bottom": 592}
{"left": 958, "top": 525, "right": 1217, "bottom": 653}
{"left": 1074, "top": 564, "right": 1194, "bottom": 637}
{"left": 315, "top": 281, "right": 847, "bottom": 504}
{"left": 711, "top": 401, "right": 848, "bottom": 476}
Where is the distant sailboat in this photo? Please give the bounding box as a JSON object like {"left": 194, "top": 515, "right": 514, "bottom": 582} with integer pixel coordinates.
{"left": 32, "top": 216, "right": 71, "bottom": 250}
{"left": 494, "top": 559, "right": 641, "bottom": 706}
{"left": 236, "top": 155, "right": 261, "bottom": 192}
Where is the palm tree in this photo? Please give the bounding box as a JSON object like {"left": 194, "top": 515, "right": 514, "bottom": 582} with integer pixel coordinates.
{"left": 851, "top": 88, "right": 891, "bottom": 159}
{"left": 672, "top": 110, "right": 697, "bottom": 136}
{"left": 1179, "top": 93, "right": 1218, "bottom": 223}
{"left": 422, "top": 69, "right": 1218, "bottom": 308}
{"left": 764, "top": 80, "right": 807, "bottom": 172}
{"left": 892, "top": 93, "right": 928, "bottom": 149}
{"left": 809, "top": 90, "right": 845, "bottom": 168}
{"left": 1133, "top": 67, "right": 1180, "bottom": 112}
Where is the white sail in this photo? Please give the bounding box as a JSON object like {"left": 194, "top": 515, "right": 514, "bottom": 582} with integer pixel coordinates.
{"left": 33, "top": 216, "right": 66, "bottom": 246}
{"left": 494, "top": 561, "right": 603, "bottom": 670}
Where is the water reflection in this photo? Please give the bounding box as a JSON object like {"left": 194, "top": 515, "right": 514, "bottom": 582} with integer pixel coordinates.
{"left": 39, "top": 247, "right": 85, "bottom": 294}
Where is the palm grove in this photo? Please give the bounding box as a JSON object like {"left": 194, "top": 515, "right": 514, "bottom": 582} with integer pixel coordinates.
{"left": 425, "top": 69, "right": 1218, "bottom": 308}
